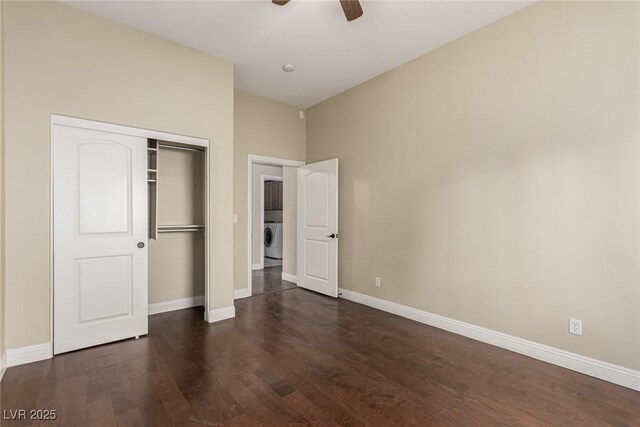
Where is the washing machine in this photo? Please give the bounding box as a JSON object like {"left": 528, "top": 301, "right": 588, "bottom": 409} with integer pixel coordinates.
{"left": 264, "top": 222, "right": 283, "bottom": 259}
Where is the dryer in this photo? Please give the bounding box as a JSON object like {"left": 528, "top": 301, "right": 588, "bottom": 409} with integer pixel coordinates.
{"left": 264, "top": 222, "right": 283, "bottom": 259}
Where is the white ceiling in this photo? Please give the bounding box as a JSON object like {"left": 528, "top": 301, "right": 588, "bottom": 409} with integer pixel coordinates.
{"left": 65, "top": 0, "right": 534, "bottom": 108}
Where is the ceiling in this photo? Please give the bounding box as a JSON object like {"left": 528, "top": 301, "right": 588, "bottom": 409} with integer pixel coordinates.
{"left": 65, "top": 0, "right": 534, "bottom": 108}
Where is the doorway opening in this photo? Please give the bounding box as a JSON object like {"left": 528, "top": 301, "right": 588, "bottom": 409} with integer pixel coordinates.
{"left": 247, "top": 155, "right": 304, "bottom": 296}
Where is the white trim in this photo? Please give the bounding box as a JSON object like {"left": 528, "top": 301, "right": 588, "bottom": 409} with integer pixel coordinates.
{"left": 247, "top": 155, "right": 304, "bottom": 296}
{"left": 51, "top": 114, "right": 209, "bottom": 147}
{"left": 207, "top": 306, "right": 236, "bottom": 323}
{"left": 148, "top": 296, "right": 204, "bottom": 315}
{"left": 204, "top": 134, "right": 211, "bottom": 323}
{"left": 252, "top": 263, "right": 263, "bottom": 271}
{"left": 339, "top": 289, "right": 640, "bottom": 392}
{"left": 234, "top": 288, "right": 251, "bottom": 299}
{"left": 260, "top": 174, "right": 284, "bottom": 265}
{"left": 51, "top": 115, "right": 212, "bottom": 348}
{"left": 0, "top": 353, "right": 6, "bottom": 381}
{"left": 281, "top": 272, "right": 297, "bottom": 284}
{"left": 6, "top": 343, "right": 53, "bottom": 368}
{"left": 249, "top": 154, "right": 306, "bottom": 168}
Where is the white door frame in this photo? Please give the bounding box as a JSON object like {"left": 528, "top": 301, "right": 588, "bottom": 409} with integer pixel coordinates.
{"left": 50, "top": 114, "right": 211, "bottom": 350}
{"left": 247, "top": 155, "right": 304, "bottom": 296}
{"left": 259, "top": 175, "right": 284, "bottom": 268}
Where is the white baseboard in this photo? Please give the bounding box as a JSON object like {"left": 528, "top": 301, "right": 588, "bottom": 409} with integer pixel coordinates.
{"left": 207, "top": 305, "right": 236, "bottom": 323}
{"left": 234, "top": 288, "right": 251, "bottom": 299}
{"left": 148, "top": 295, "right": 204, "bottom": 315}
{"left": 281, "top": 272, "right": 297, "bottom": 284}
{"left": 0, "top": 352, "right": 6, "bottom": 381}
{"left": 6, "top": 342, "right": 53, "bottom": 368}
{"left": 252, "top": 263, "right": 263, "bottom": 271}
{"left": 339, "top": 288, "right": 640, "bottom": 391}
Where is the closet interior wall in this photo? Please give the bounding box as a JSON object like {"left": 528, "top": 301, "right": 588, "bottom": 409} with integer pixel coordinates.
{"left": 148, "top": 140, "right": 206, "bottom": 305}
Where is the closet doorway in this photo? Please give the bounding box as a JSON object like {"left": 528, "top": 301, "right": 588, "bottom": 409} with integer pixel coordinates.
{"left": 148, "top": 140, "right": 207, "bottom": 316}
{"left": 247, "top": 155, "right": 303, "bottom": 296}
{"left": 51, "top": 115, "right": 210, "bottom": 354}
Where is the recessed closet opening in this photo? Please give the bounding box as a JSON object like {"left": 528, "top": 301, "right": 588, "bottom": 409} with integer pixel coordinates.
{"left": 148, "top": 139, "right": 208, "bottom": 315}
{"left": 51, "top": 115, "right": 211, "bottom": 355}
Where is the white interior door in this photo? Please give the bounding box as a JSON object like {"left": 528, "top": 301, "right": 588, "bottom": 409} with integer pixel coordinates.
{"left": 53, "top": 124, "right": 148, "bottom": 354}
{"left": 297, "top": 159, "right": 339, "bottom": 297}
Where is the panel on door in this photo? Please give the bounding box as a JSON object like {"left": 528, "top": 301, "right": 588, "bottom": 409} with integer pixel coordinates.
{"left": 53, "top": 124, "right": 148, "bottom": 354}
{"left": 297, "top": 159, "right": 338, "bottom": 297}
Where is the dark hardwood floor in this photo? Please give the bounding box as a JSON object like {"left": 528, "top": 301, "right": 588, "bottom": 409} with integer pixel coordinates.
{"left": 2, "top": 288, "right": 639, "bottom": 426}
{"left": 252, "top": 265, "right": 296, "bottom": 296}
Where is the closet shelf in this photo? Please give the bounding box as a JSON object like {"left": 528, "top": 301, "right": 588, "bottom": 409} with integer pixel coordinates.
{"left": 148, "top": 169, "right": 158, "bottom": 172}
{"left": 147, "top": 179, "right": 157, "bottom": 183}
{"left": 158, "top": 143, "right": 205, "bottom": 153}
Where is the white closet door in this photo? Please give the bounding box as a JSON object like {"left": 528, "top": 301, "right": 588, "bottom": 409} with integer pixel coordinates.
{"left": 53, "top": 124, "right": 148, "bottom": 354}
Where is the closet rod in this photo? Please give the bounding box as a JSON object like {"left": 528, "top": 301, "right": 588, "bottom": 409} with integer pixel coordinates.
{"left": 158, "top": 228, "right": 204, "bottom": 233}
{"left": 158, "top": 225, "right": 205, "bottom": 229}
{"left": 158, "top": 144, "right": 205, "bottom": 153}
{"left": 157, "top": 225, "right": 205, "bottom": 233}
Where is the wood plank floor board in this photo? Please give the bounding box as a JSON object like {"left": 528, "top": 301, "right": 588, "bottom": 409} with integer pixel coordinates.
{"left": 252, "top": 266, "right": 297, "bottom": 296}
{"left": 2, "top": 284, "right": 639, "bottom": 426}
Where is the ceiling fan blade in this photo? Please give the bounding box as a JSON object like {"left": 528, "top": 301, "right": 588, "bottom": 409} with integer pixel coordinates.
{"left": 339, "top": 0, "right": 363, "bottom": 21}
{"left": 272, "top": 0, "right": 290, "bottom": 5}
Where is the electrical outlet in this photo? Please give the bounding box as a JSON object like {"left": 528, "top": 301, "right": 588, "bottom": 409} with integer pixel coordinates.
{"left": 569, "top": 317, "right": 582, "bottom": 336}
{"left": 375, "top": 277, "right": 381, "bottom": 287}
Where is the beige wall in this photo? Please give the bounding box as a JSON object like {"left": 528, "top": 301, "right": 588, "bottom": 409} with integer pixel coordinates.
{"left": 149, "top": 233, "right": 204, "bottom": 304}
{"left": 149, "top": 148, "right": 205, "bottom": 304}
{"left": 233, "top": 91, "right": 305, "bottom": 290}
{"left": 282, "top": 167, "right": 297, "bottom": 277}
{"left": 307, "top": 1, "right": 640, "bottom": 370}
{"left": 4, "top": 1, "right": 234, "bottom": 349}
{"left": 157, "top": 147, "right": 204, "bottom": 226}
{"left": 252, "top": 164, "right": 282, "bottom": 264}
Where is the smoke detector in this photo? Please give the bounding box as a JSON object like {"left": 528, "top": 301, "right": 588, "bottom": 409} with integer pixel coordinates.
{"left": 282, "top": 64, "right": 296, "bottom": 73}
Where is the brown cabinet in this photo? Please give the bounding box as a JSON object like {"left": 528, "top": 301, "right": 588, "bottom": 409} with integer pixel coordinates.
{"left": 265, "top": 181, "right": 283, "bottom": 211}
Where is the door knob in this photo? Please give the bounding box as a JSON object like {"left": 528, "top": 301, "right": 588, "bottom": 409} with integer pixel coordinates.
{"left": 137, "top": 242, "right": 145, "bottom": 249}
{"left": 326, "top": 233, "right": 338, "bottom": 239}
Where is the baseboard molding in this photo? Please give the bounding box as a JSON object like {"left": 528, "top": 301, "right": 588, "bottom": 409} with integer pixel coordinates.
{"left": 6, "top": 342, "right": 53, "bottom": 368}
{"left": 339, "top": 288, "right": 640, "bottom": 391}
{"left": 207, "top": 305, "right": 236, "bottom": 323}
{"left": 0, "top": 352, "right": 6, "bottom": 381}
{"left": 281, "top": 272, "right": 297, "bottom": 284}
{"left": 148, "top": 295, "right": 204, "bottom": 315}
{"left": 252, "top": 263, "right": 263, "bottom": 271}
{"left": 234, "top": 288, "right": 251, "bottom": 299}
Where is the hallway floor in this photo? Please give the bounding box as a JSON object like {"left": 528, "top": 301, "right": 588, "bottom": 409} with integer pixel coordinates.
{"left": 251, "top": 265, "right": 296, "bottom": 296}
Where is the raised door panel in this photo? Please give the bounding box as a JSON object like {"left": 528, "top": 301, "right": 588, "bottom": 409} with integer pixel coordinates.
{"left": 265, "top": 182, "right": 270, "bottom": 211}
{"left": 304, "top": 171, "right": 329, "bottom": 228}
{"left": 276, "top": 182, "right": 283, "bottom": 210}
{"left": 77, "top": 255, "right": 133, "bottom": 324}
{"left": 77, "top": 142, "right": 132, "bottom": 235}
